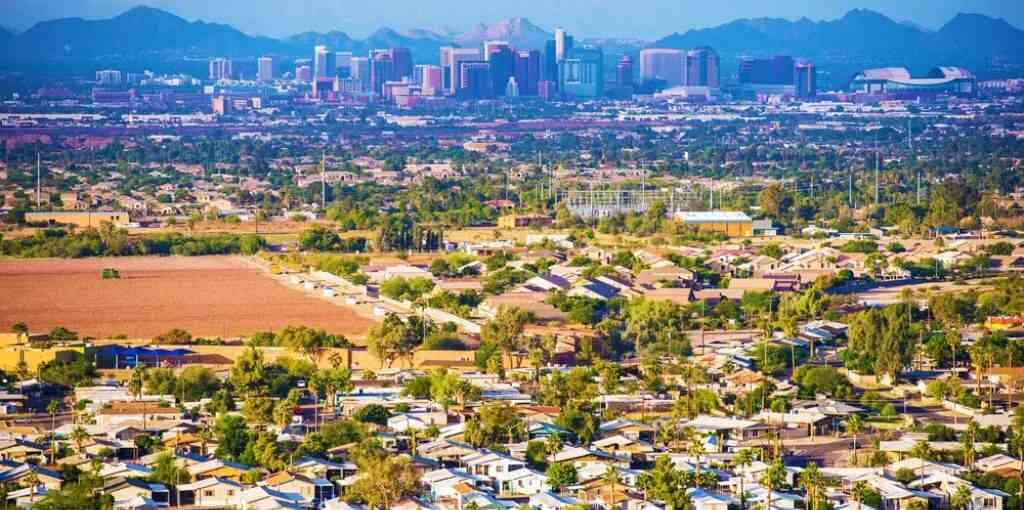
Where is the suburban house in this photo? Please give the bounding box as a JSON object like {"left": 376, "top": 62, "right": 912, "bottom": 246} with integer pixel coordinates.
{"left": 178, "top": 477, "right": 244, "bottom": 508}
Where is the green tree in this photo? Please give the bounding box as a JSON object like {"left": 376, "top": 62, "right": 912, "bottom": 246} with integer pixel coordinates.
{"left": 480, "top": 307, "right": 533, "bottom": 368}
{"left": 545, "top": 463, "right": 578, "bottom": 494}
{"left": 366, "top": 313, "right": 419, "bottom": 368}
{"left": 800, "top": 462, "right": 825, "bottom": 510}
{"left": 149, "top": 451, "right": 188, "bottom": 486}
{"left": 625, "top": 299, "right": 691, "bottom": 357}
{"left": 346, "top": 453, "right": 418, "bottom": 509}
{"left": 637, "top": 455, "right": 691, "bottom": 509}
{"left": 213, "top": 414, "right": 250, "bottom": 461}
{"left": 735, "top": 448, "right": 756, "bottom": 510}
{"left": 846, "top": 414, "right": 864, "bottom": 461}
{"left": 950, "top": 484, "right": 972, "bottom": 510}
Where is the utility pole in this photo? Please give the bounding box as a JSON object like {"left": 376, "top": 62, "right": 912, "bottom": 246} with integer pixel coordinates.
{"left": 36, "top": 153, "right": 41, "bottom": 210}
{"left": 848, "top": 170, "right": 853, "bottom": 208}
{"left": 641, "top": 160, "right": 647, "bottom": 209}
{"left": 908, "top": 117, "right": 913, "bottom": 151}
{"left": 320, "top": 151, "right": 326, "bottom": 212}
{"left": 917, "top": 172, "right": 922, "bottom": 207}
{"left": 874, "top": 137, "right": 880, "bottom": 206}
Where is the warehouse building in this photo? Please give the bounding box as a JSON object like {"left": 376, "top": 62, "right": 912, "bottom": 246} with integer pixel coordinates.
{"left": 674, "top": 211, "right": 753, "bottom": 237}
{"left": 497, "top": 213, "right": 554, "bottom": 229}
{"left": 25, "top": 211, "right": 131, "bottom": 229}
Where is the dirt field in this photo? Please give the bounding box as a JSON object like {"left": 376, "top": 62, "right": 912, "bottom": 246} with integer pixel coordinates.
{"left": 0, "top": 256, "right": 376, "bottom": 340}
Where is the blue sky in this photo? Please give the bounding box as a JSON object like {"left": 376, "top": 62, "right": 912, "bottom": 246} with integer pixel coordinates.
{"left": 4, "top": 0, "right": 1022, "bottom": 38}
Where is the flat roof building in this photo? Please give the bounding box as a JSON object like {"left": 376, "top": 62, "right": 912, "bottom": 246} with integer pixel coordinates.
{"left": 25, "top": 211, "right": 131, "bottom": 229}
{"left": 674, "top": 211, "right": 753, "bottom": 237}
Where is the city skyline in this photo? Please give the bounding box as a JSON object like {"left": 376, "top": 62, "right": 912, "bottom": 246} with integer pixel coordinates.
{"left": 3, "top": 0, "right": 1023, "bottom": 40}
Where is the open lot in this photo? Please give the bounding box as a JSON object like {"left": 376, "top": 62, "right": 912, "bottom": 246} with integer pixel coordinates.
{"left": 0, "top": 256, "right": 376, "bottom": 340}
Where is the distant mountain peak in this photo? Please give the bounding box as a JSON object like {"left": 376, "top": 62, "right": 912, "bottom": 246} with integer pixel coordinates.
{"left": 454, "top": 17, "right": 551, "bottom": 49}
{"left": 113, "top": 5, "right": 182, "bottom": 23}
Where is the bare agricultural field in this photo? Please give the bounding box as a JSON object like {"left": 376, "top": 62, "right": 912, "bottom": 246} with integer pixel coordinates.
{"left": 0, "top": 256, "right": 375, "bottom": 340}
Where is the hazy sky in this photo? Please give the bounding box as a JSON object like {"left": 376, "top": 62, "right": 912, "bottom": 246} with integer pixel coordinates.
{"left": 4, "top": 0, "right": 1023, "bottom": 39}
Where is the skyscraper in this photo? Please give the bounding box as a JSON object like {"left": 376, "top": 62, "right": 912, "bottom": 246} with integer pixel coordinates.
{"left": 515, "top": 50, "right": 540, "bottom": 96}
{"left": 616, "top": 56, "right": 634, "bottom": 87}
{"left": 686, "top": 47, "right": 719, "bottom": 87}
{"left": 559, "top": 47, "right": 603, "bottom": 98}
{"left": 442, "top": 47, "right": 482, "bottom": 95}
{"left": 389, "top": 47, "right": 413, "bottom": 81}
{"left": 795, "top": 61, "right": 817, "bottom": 97}
{"left": 350, "top": 57, "right": 371, "bottom": 90}
{"left": 554, "top": 28, "right": 573, "bottom": 61}
{"left": 459, "top": 61, "right": 492, "bottom": 99}
{"left": 739, "top": 55, "right": 795, "bottom": 86}
{"left": 370, "top": 52, "right": 393, "bottom": 96}
{"left": 486, "top": 42, "right": 515, "bottom": 97}
{"left": 542, "top": 40, "right": 558, "bottom": 85}
{"left": 314, "top": 45, "right": 335, "bottom": 79}
{"left": 257, "top": 56, "right": 275, "bottom": 82}
{"left": 335, "top": 52, "right": 353, "bottom": 78}
{"left": 639, "top": 49, "right": 685, "bottom": 87}
{"left": 419, "top": 65, "right": 444, "bottom": 96}
{"left": 295, "top": 59, "right": 312, "bottom": 82}
{"left": 209, "top": 58, "right": 232, "bottom": 81}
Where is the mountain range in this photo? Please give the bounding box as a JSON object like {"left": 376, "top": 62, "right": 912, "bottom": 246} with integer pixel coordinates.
{"left": 653, "top": 8, "right": 1024, "bottom": 61}
{"left": 1, "top": 5, "right": 1022, "bottom": 72}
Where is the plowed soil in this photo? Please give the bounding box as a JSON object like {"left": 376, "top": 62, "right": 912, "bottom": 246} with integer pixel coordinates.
{"left": 0, "top": 256, "right": 374, "bottom": 341}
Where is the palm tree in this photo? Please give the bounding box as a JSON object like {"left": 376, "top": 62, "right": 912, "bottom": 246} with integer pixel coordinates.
{"left": 962, "top": 419, "right": 979, "bottom": 468}
{"left": 845, "top": 414, "right": 864, "bottom": 465}
{"left": 951, "top": 484, "right": 973, "bottom": 510}
{"left": 735, "top": 448, "right": 755, "bottom": 510}
{"left": 602, "top": 465, "right": 621, "bottom": 505}
{"left": 47, "top": 400, "right": 60, "bottom": 464}
{"left": 688, "top": 430, "right": 708, "bottom": 487}
{"left": 70, "top": 426, "right": 90, "bottom": 456}
{"left": 800, "top": 462, "right": 825, "bottom": 510}
{"left": 10, "top": 323, "right": 28, "bottom": 340}
{"left": 196, "top": 426, "right": 213, "bottom": 457}
{"left": 761, "top": 459, "right": 787, "bottom": 510}
{"left": 23, "top": 469, "right": 39, "bottom": 507}
{"left": 852, "top": 481, "right": 871, "bottom": 507}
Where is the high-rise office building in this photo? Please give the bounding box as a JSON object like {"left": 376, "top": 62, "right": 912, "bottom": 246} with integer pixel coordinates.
{"left": 389, "top": 47, "right": 413, "bottom": 81}
{"left": 442, "top": 47, "right": 482, "bottom": 95}
{"left": 686, "top": 47, "right": 720, "bottom": 88}
{"left": 738, "top": 55, "right": 795, "bottom": 86}
{"left": 616, "top": 56, "right": 634, "bottom": 87}
{"left": 313, "top": 77, "right": 336, "bottom": 99}
{"left": 350, "top": 57, "right": 371, "bottom": 90}
{"left": 370, "top": 53, "right": 393, "bottom": 95}
{"left": 96, "top": 70, "right": 123, "bottom": 86}
{"left": 486, "top": 42, "right": 515, "bottom": 97}
{"left": 795, "top": 61, "right": 816, "bottom": 97}
{"left": 257, "top": 56, "right": 276, "bottom": 81}
{"left": 295, "top": 59, "right": 313, "bottom": 82}
{"left": 419, "top": 65, "right": 444, "bottom": 96}
{"left": 314, "top": 45, "right": 335, "bottom": 79}
{"left": 335, "top": 52, "right": 353, "bottom": 78}
{"left": 559, "top": 47, "right": 603, "bottom": 98}
{"left": 554, "top": 28, "right": 573, "bottom": 61}
{"left": 209, "top": 58, "right": 232, "bottom": 81}
{"left": 639, "top": 49, "right": 685, "bottom": 87}
{"left": 460, "top": 61, "right": 492, "bottom": 99}
{"left": 542, "top": 40, "right": 558, "bottom": 85}
{"left": 439, "top": 47, "right": 453, "bottom": 90}
{"left": 515, "top": 50, "right": 540, "bottom": 96}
